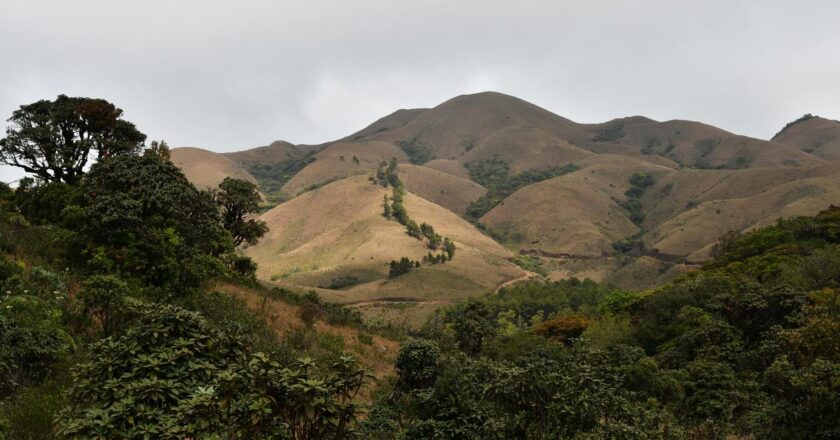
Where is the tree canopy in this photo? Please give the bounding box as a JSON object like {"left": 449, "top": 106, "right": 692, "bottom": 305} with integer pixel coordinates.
{"left": 75, "top": 154, "right": 233, "bottom": 293}
{"left": 0, "top": 95, "right": 146, "bottom": 184}
{"left": 216, "top": 177, "right": 268, "bottom": 247}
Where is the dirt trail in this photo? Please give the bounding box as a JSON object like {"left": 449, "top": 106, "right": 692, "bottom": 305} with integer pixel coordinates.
{"left": 495, "top": 270, "right": 541, "bottom": 293}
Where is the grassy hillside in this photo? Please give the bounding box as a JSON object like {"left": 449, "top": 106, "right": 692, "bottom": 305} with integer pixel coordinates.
{"left": 171, "top": 147, "right": 258, "bottom": 190}
{"left": 171, "top": 91, "right": 840, "bottom": 292}
{"left": 772, "top": 115, "right": 840, "bottom": 160}
{"left": 244, "top": 174, "right": 524, "bottom": 324}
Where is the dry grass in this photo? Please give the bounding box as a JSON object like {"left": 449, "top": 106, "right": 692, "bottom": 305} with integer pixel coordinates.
{"left": 772, "top": 116, "right": 840, "bottom": 160}
{"left": 171, "top": 147, "right": 257, "bottom": 190}
{"left": 244, "top": 174, "right": 524, "bottom": 324}
{"left": 214, "top": 282, "right": 399, "bottom": 383}
{"left": 282, "top": 141, "right": 407, "bottom": 195}
{"left": 398, "top": 164, "right": 486, "bottom": 215}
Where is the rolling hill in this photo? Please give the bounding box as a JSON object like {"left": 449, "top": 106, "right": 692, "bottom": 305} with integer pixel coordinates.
{"left": 171, "top": 91, "right": 840, "bottom": 323}
{"left": 170, "top": 147, "right": 258, "bottom": 190}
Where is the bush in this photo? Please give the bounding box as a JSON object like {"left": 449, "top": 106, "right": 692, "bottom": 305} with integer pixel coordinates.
{"left": 396, "top": 137, "right": 434, "bottom": 165}
{"left": 57, "top": 301, "right": 368, "bottom": 439}
{"left": 78, "top": 275, "right": 128, "bottom": 336}
{"left": 395, "top": 339, "right": 441, "bottom": 390}
{"left": 533, "top": 315, "right": 590, "bottom": 344}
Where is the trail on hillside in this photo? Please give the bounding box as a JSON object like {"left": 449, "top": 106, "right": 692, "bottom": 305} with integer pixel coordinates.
{"left": 495, "top": 270, "right": 541, "bottom": 293}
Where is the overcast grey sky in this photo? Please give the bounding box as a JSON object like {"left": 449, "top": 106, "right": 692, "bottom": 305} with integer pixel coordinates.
{"left": 1, "top": 0, "right": 839, "bottom": 182}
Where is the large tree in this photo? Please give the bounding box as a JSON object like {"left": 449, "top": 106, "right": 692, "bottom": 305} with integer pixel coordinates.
{"left": 216, "top": 177, "right": 268, "bottom": 247}
{"left": 76, "top": 154, "right": 233, "bottom": 293}
{"left": 0, "top": 95, "right": 146, "bottom": 184}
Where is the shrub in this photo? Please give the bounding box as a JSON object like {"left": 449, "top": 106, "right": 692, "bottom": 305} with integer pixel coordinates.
{"left": 395, "top": 339, "right": 441, "bottom": 390}
{"left": 78, "top": 275, "right": 128, "bottom": 336}
{"left": 533, "top": 315, "right": 590, "bottom": 344}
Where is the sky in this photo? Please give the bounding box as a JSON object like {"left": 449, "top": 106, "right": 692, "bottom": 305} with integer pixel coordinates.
{"left": 1, "top": 0, "right": 839, "bottom": 182}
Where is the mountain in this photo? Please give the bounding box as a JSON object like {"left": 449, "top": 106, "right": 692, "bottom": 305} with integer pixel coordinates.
{"left": 170, "top": 147, "right": 258, "bottom": 190}
{"left": 771, "top": 114, "right": 840, "bottom": 160}
{"left": 171, "top": 91, "right": 839, "bottom": 323}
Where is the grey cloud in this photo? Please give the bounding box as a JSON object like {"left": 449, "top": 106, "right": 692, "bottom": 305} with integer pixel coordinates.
{"left": 1, "top": 0, "right": 839, "bottom": 182}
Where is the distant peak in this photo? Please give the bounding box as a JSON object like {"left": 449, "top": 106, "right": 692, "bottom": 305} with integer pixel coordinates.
{"left": 773, "top": 114, "right": 819, "bottom": 139}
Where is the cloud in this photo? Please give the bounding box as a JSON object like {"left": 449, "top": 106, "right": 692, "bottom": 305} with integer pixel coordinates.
{"left": 1, "top": 0, "right": 839, "bottom": 182}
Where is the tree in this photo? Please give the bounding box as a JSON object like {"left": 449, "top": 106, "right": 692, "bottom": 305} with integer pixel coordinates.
{"left": 395, "top": 340, "right": 441, "bottom": 390}
{"left": 78, "top": 275, "right": 128, "bottom": 336}
{"left": 406, "top": 220, "right": 422, "bottom": 239}
{"left": 143, "top": 140, "right": 171, "bottom": 161}
{"left": 0, "top": 95, "right": 146, "bottom": 184}
{"left": 382, "top": 195, "right": 392, "bottom": 218}
{"left": 57, "top": 301, "right": 367, "bottom": 440}
{"left": 76, "top": 154, "right": 233, "bottom": 293}
{"left": 389, "top": 257, "right": 416, "bottom": 278}
{"left": 453, "top": 300, "right": 496, "bottom": 355}
{"left": 216, "top": 177, "right": 269, "bottom": 247}
{"left": 443, "top": 237, "right": 456, "bottom": 260}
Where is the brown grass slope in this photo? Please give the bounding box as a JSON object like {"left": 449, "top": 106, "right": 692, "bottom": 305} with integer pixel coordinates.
{"left": 245, "top": 174, "right": 523, "bottom": 311}
{"left": 398, "top": 164, "right": 487, "bottom": 215}
{"left": 281, "top": 141, "right": 408, "bottom": 196}
{"left": 224, "top": 140, "right": 321, "bottom": 165}
{"left": 343, "top": 108, "right": 428, "bottom": 141}
{"left": 480, "top": 155, "right": 674, "bottom": 257}
{"left": 349, "top": 92, "right": 602, "bottom": 169}
{"left": 584, "top": 118, "right": 826, "bottom": 169}
{"left": 170, "top": 147, "right": 258, "bottom": 190}
{"left": 642, "top": 164, "right": 840, "bottom": 261}
{"left": 772, "top": 116, "right": 840, "bottom": 161}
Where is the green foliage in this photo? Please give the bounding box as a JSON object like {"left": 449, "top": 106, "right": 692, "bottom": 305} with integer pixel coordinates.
{"left": 452, "top": 300, "right": 496, "bottom": 355}
{"left": 76, "top": 154, "right": 233, "bottom": 295}
{"left": 465, "top": 160, "right": 579, "bottom": 220}
{"left": 143, "top": 140, "right": 171, "bottom": 162}
{"left": 395, "top": 340, "right": 441, "bottom": 390}
{"left": 381, "top": 195, "right": 391, "bottom": 218}
{"left": 78, "top": 275, "right": 128, "bottom": 336}
{"left": 0, "top": 293, "right": 72, "bottom": 396}
{"left": 0, "top": 94, "right": 146, "bottom": 184}
{"left": 620, "top": 172, "right": 655, "bottom": 226}
{"left": 14, "top": 179, "right": 81, "bottom": 226}
{"left": 318, "top": 275, "right": 361, "bottom": 290}
{"left": 378, "top": 161, "right": 456, "bottom": 266}
{"left": 532, "top": 314, "right": 590, "bottom": 344}
{"left": 396, "top": 136, "right": 434, "bottom": 165}
{"left": 57, "top": 301, "right": 368, "bottom": 439}
{"left": 216, "top": 177, "right": 269, "bottom": 247}
{"left": 509, "top": 254, "right": 548, "bottom": 276}
{"left": 364, "top": 344, "right": 677, "bottom": 439}
{"left": 245, "top": 154, "right": 316, "bottom": 205}
{"left": 592, "top": 120, "right": 626, "bottom": 142}
{"left": 389, "top": 257, "right": 418, "bottom": 278}
{"left": 223, "top": 253, "right": 259, "bottom": 280}
{"left": 0, "top": 378, "right": 67, "bottom": 440}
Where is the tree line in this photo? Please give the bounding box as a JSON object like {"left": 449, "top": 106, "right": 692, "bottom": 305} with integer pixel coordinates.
{"left": 374, "top": 158, "right": 455, "bottom": 278}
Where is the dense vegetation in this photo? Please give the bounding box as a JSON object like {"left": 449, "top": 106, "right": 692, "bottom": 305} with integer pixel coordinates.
{"left": 0, "top": 96, "right": 370, "bottom": 439}
{"left": 620, "top": 172, "right": 655, "bottom": 226}
{"left": 363, "top": 207, "right": 840, "bottom": 439}
{"left": 396, "top": 136, "right": 434, "bottom": 165}
{"left": 464, "top": 158, "right": 579, "bottom": 221}
{"left": 244, "top": 153, "right": 316, "bottom": 206}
